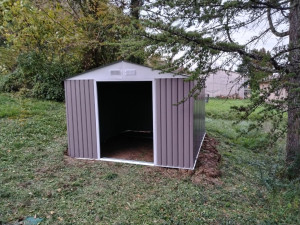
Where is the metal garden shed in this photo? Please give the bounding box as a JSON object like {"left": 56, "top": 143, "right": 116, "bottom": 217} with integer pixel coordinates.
{"left": 64, "top": 61, "right": 205, "bottom": 170}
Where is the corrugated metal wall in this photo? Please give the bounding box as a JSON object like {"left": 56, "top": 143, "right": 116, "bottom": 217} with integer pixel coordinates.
{"left": 64, "top": 80, "right": 97, "bottom": 159}
{"left": 193, "top": 88, "right": 206, "bottom": 162}
{"left": 156, "top": 79, "right": 204, "bottom": 169}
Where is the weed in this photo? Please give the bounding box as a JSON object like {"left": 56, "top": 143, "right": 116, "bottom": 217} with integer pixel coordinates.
{"left": 103, "top": 173, "right": 119, "bottom": 180}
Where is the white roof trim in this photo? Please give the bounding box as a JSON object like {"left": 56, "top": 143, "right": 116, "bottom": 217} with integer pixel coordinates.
{"left": 67, "top": 61, "right": 187, "bottom": 81}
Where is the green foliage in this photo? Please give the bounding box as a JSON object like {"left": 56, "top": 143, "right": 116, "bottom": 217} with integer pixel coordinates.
{"left": 0, "top": 0, "right": 138, "bottom": 100}
{"left": 0, "top": 71, "right": 23, "bottom": 93}
{"left": 287, "top": 153, "right": 300, "bottom": 179}
{"left": 73, "top": 0, "right": 134, "bottom": 69}
{"left": 237, "top": 49, "right": 273, "bottom": 91}
{"left": 1, "top": 51, "right": 79, "bottom": 101}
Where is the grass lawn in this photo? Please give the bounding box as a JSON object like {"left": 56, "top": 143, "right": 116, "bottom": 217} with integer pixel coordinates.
{"left": 1, "top": 93, "right": 299, "bottom": 224}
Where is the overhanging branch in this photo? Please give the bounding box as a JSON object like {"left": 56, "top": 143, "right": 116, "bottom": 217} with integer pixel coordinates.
{"left": 267, "top": 8, "right": 289, "bottom": 37}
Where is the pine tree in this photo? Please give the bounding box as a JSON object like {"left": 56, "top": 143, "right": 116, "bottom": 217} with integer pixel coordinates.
{"left": 135, "top": 0, "right": 300, "bottom": 175}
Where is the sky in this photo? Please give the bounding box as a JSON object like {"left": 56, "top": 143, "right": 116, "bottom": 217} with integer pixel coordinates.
{"left": 142, "top": 2, "right": 290, "bottom": 71}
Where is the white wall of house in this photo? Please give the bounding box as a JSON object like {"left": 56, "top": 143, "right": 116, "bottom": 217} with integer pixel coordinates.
{"left": 206, "top": 70, "right": 244, "bottom": 99}
{"left": 259, "top": 82, "right": 288, "bottom": 101}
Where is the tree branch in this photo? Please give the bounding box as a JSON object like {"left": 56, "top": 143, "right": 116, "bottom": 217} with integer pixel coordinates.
{"left": 267, "top": 8, "right": 289, "bottom": 37}
{"left": 272, "top": 45, "right": 300, "bottom": 59}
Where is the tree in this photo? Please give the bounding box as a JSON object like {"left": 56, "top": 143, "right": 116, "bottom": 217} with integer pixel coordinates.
{"left": 125, "top": 0, "right": 146, "bottom": 64}
{"left": 0, "top": 0, "right": 132, "bottom": 100}
{"left": 132, "top": 0, "right": 300, "bottom": 173}
{"left": 0, "top": 0, "right": 83, "bottom": 100}
{"left": 64, "top": 0, "right": 132, "bottom": 69}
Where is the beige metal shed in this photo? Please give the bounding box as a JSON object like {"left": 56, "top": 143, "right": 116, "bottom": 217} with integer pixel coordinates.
{"left": 64, "top": 61, "right": 205, "bottom": 169}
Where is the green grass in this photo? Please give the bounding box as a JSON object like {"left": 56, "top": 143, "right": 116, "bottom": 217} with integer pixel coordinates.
{"left": 205, "top": 98, "right": 268, "bottom": 121}
{"left": 1, "top": 94, "right": 299, "bottom": 224}
{"left": 206, "top": 98, "right": 247, "bottom": 120}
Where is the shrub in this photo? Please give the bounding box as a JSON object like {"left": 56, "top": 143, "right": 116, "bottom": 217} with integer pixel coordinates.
{"left": 0, "top": 71, "right": 24, "bottom": 93}
{"left": 0, "top": 51, "right": 80, "bottom": 101}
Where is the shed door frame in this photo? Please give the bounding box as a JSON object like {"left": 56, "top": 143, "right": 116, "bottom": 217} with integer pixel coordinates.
{"left": 93, "top": 79, "right": 157, "bottom": 166}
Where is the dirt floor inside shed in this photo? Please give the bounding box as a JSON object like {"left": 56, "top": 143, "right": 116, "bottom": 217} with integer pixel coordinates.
{"left": 100, "top": 132, "right": 153, "bottom": 162}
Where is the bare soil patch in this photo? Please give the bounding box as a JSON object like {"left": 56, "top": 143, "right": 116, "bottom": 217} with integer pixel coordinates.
{"left": 191, "top": 135, "right": 222, "bottom": 184}
{"left": 144, "top": 135, "right": 222, "bottom": 185}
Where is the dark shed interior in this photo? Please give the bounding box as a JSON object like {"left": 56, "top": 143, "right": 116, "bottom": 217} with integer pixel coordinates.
{"left": 97, "top": 81, "right": 153, "bottom": 162}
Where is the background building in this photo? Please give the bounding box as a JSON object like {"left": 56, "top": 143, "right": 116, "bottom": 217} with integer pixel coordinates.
{"left": 206, "top": 70, "right": 245, "bottom": 99}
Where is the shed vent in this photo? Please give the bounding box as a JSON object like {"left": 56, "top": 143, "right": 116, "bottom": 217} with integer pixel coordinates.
{"left": 125, "top": 69, "right": 136, "bottom": 76}
{"left": 110, "top": 70, "right": 122, "bottom": 76}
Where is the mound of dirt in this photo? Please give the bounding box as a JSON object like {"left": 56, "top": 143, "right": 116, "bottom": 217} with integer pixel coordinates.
{"left": 151, "top": 135, "right": 222, "bottom": 185}
{"left": 191, "top": 135, "right": 222, "bottom": 185}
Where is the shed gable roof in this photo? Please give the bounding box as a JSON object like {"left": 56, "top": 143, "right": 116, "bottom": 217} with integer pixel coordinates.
{"left": 67, "top": 61, "right": 186, "bottom": 81}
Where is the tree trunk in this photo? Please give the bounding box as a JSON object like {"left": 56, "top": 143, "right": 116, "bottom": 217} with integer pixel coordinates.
{"left": 130, "top": 0, "right": 143, "bottom": 20}
{"left": 286, "top": 0, "right": 300, "bottom": 164}
{"left": 128, "top": 0, "right": 145, "bottom": 65}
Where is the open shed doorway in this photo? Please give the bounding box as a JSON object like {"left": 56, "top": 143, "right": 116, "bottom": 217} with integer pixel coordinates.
{"left": 97, "top": 81, "right": 154, "bottom": 163}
